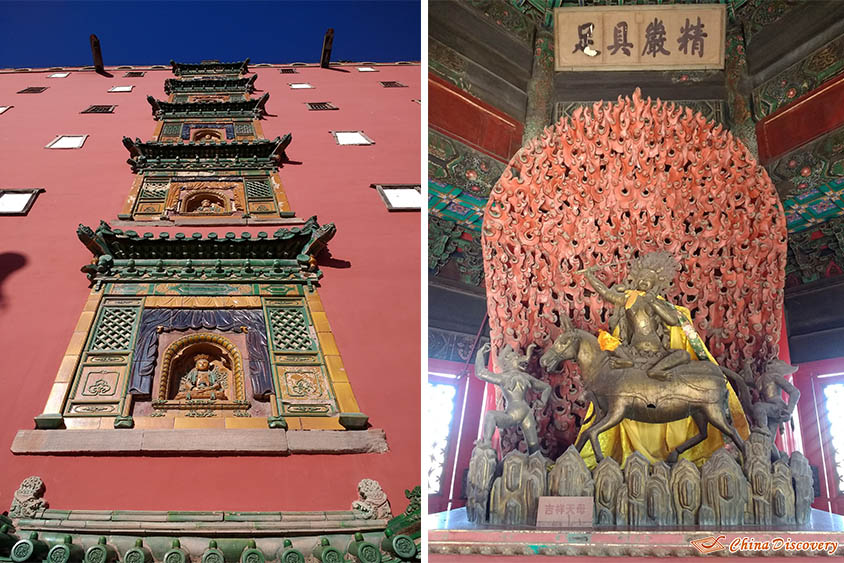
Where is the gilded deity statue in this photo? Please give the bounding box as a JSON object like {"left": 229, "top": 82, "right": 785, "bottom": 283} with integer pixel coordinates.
{"left": 551, "top": 251, "right": 750, "bottom": 467}
{"left": 475, "top": 342, "right": 551, "bottom": 454}
{"left": 175, "top": 354, "right": 230, "bottom": 400}
{"left": 582, "top": 252, "right": 692, "bottom": 380}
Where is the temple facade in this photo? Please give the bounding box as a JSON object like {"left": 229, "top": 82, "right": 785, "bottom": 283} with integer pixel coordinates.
{"left": 1, "top": 55, "right": 420, "bottom": 562}
{"left": 428, "top": 0, "right": 844, "bottom": 555}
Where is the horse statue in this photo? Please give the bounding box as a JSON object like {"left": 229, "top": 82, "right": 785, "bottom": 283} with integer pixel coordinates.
{"left": 539, "top": 318, "right": 750, "bottom": 464}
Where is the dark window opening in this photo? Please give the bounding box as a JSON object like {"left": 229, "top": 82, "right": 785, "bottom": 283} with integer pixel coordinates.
{"left": 81, "top": 105, "right": 116, "bottom": 114}
{"left": 307, "top": 102, "right": 338, "bottom": 111}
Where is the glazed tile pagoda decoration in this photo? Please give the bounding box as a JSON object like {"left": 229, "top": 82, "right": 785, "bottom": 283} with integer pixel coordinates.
{"left": 458, "top": 89, "right": 816, "bottom": 530}
{"left": 119, "top": 58, "right": 294, "bottom": 224}
{"left": 13, "top": 59, "right": 377, "bottom": 455}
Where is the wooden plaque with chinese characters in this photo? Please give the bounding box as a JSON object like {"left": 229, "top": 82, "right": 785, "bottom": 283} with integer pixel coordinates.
{"left": 554, "top": 5, "right": 725, "bottom": 71}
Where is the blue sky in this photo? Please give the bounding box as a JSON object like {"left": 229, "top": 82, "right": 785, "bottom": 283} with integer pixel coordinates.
{"left": 0, "top": 1, "right": 421, "bottom": 68}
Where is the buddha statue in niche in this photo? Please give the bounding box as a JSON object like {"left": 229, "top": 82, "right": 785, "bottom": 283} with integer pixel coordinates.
{"left": 195, "top": 198, "right": 224, "bottom": 213}
{"left": 175, "top": 353, "right": 231, "bottom": 400}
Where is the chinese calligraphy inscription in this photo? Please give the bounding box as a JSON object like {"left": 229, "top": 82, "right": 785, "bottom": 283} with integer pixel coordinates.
{"left": 554, "top": 5, "right": 724, "bottom": 71}
{"left": 572, "top": 22, "right": 600, "bottom": 57}
{"left": 642, "top": 18, "right": 671, "bottom": 58}
{"left": 678, "top": 16, "right": 708, "bottom": 58}
{"left": 607, "top": 22, "right": 633, "bottom": 57}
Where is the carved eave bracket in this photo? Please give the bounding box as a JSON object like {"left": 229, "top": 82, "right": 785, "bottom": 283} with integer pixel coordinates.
{"left": 76, "top": 216, "right": 334, "bottom": 287}
{"left": 170, "top": 58, "right": 250, "bottom": 77}
{"left": 122, "top": 135, "right": 291, "bottom": 172}
{"left": 147, "top": 94, "right": 269, "bottom": 120}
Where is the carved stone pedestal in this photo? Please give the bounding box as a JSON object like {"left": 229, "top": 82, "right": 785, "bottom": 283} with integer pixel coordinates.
{"left": 464, "top": 436, "right": 814, "bottom": 528}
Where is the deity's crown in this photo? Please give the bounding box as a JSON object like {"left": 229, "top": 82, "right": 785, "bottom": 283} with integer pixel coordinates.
{"left": 627, "top": 251, "right": 679, "bottom": 293}
{"left": 194, "top": 353, "right": 211, "bottom": 362}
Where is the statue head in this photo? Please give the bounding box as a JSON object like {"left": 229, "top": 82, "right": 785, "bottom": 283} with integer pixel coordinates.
{"left": 194, "top": 354, "right": 211, "bottom": 370}
{"left": 627, "top": 251, "right": 679, "bottom": 295}
{"left": 357, "top": 478, "right": 386, "bottom": 504}
{"left": 540, "top": 330, "right": 579, "bottom": 373}
{"left": 496, "top": 344, "right": 532, "bottom": 371}
{"left": 201, "top": 199, "right": 211, "bottom": 207}
{"left": 764, "top": 358, "right": 798, "bottom": 378}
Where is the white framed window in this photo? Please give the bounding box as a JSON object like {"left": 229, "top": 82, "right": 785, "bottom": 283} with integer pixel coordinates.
{"left": 371, "top": 184, "right": 421, "bottom": 211}
{"left": 108, "top": 85, "right": 134, "bottom": 93}
{"left": 331, "top": 130, "right": 374, "bottom": 146}
{"left": 289, "top": 83, "right": 314, "bottom": 89}
{"left": 48, "top": 72, "right": 70, "bottom": 78}
{"left": 0, "top": 106, "right": 12, "bottom": 114}
{"left": 357, "top": 67, "right": 377, "bottom": 72}
{"left": 46, "top": 135, "right": 88, "bottom": 149}
{"left": 0, "top": 188, "right": 44, "bottom": 215}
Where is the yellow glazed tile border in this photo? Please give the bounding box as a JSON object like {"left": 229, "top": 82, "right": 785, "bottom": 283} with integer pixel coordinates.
{"left": 65, "top": 332, "right": 88, "bottom": 357}
{"left": 54, "top": 355, "right": 80, "bottom": 384}
{"left": 324, "top": 355, "right": 348, "bottom": 383}
{"left": 270, "top": 173, "right": 292, "bottom": 213}
{"left": 304, "top": 290, "right": 365, "bottom": 419}
{"left": 39, "top": 290, "right": 103, "bottom": 417}
{"left": 311, "top": 311, "right": 331, "bottom": 333}
{"left": 144, "top": 296, "right": 262, "bottom": 308}
{"left": 121, "top": 176, "right": 144, "bottom": 217}
{"left": 224, "top": 417, "right": 269, "bottom": 429}
{"left": 284, "top": 417, "right": 304, "bottom": 430}
{"left": 316, "top": 332, "right": 339, "bottom": 356}
{"left": 120, "top": 395, "right": 133, "bottom": 417}
{"left": 173, "top": 417, "right": 226, "bottom": 430}
{"left": 305, "top": 291, "right": 324, "bottom": 312}
{"left": 74, "top": 311, "right": 96, "bottom": 333}
{"left": 63, "top": 417, "right": 100, "bottom": 430}
{"left": 133, "top": 416, "right": 176, "bottom": 430}
{"left": 300, "top": 417, "right": 344, "bottom": 431}
{"left": 42, "top": 383, "right": 69, "bottom": 414}
{"left": 333, "top": 382, "right": 360, "bottom": 413}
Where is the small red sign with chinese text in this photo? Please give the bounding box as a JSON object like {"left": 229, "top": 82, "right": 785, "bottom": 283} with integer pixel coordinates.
{"left": 536, "top": 496, "right": 593, "bottom": 527}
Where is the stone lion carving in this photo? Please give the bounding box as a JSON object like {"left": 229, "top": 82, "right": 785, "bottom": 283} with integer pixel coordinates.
{"left": 351, "top": 479, "right": 391, "bottom": 520}
{"left": 9, "top": 476, "right": 48, "bottom": 518}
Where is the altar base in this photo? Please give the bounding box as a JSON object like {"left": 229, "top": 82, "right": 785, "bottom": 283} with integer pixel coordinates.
{"left": 429, "top": 507, "right": 844, "bottom": 558}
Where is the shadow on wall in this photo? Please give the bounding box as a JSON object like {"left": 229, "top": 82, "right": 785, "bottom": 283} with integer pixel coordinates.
{"left": 317, "top": 250, "right": 351, "bottom": 269}
{"left": 0, "top": 252, "right": 27, "bottom": 310}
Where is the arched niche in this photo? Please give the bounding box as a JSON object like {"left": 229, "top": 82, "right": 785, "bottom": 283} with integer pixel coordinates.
{"left": 182, "top": 192, "right": 228, "bottom": 214}
{"left": 192, "top": 128, "right": 223, "bottom": 142}
{"left": 158, "top": 333, "right": 245, "bottom": 403}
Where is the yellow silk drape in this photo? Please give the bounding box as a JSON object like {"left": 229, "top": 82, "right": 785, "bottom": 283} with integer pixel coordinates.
{"left": 578, "top": 299, "right": 750, "bottom": 469}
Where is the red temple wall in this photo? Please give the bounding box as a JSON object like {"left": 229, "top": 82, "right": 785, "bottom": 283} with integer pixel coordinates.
{"left": 0, "top": 65, "right": 420, "bottom": 511}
